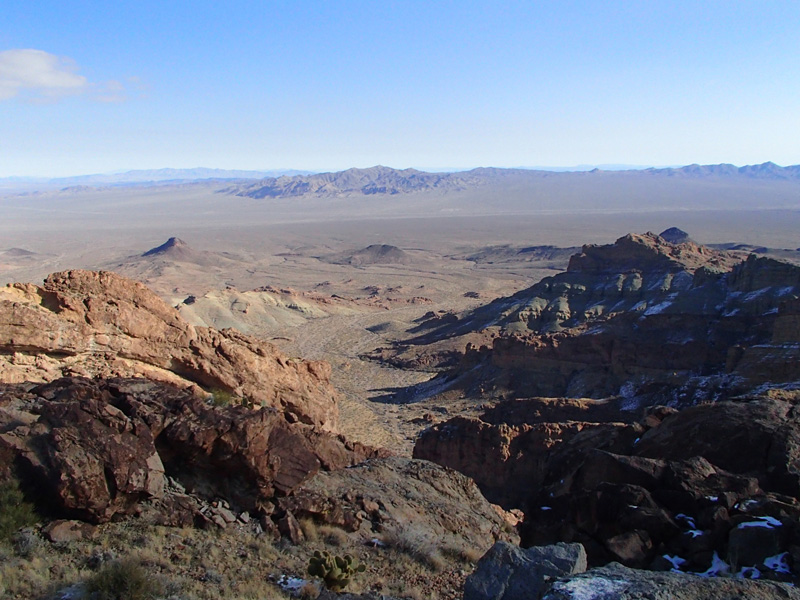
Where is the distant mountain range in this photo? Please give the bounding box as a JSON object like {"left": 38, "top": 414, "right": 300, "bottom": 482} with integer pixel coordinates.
{"left": 0, "top": 168, "right": 312, "bottom": 189}
{"left": 225, "top": 162, "right": 800, "bottom": 199}
{"left": 4, "top": 162, "right": 800, "bottom": 196}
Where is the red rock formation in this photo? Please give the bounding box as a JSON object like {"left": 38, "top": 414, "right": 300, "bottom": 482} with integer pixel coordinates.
{"left": 0, "top": 270, "right": 338, "bottom": 431}
{"left": 0, "top": 377, "right": 385, "bottom": 523}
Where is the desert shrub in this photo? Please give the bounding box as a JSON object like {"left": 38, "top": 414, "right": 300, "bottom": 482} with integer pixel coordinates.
{"left": 381, "top": 525, "right": 445, "bottom": 571}
{"left": 318, "top": 524, "right": 349, "bottom": 547}
{"left": 11, "top": 528, "right": 40, "bottom": 558}
{"left": 298, "top": 518, "right": 319, "bottom": 541}
{"left": 0, "top": 478, "right": 38, "bottom": 542}
{"left": 83, "top": 557, "right": 165, "bottom": 600}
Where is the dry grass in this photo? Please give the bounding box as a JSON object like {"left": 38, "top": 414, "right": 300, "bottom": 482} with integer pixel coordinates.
{"left": 0, "top": 513, "right": 471, "bottom": 600}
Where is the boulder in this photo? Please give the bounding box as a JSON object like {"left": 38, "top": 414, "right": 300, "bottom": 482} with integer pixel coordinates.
{"left": 43, "top": 520, "right": 97, "bottom": 543}
{"left": 464, "top": 542, "right": 587, "bottom": 600}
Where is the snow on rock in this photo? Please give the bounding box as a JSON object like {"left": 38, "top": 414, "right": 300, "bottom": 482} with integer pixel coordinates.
{"left": 694, "top": 551, "right": 730, "bottom": 578}
{"left": 764, "top": 552, "right": 791, "bottom": 574}
{"left": 546, "top": 576, "right": 628, "bottom": 600}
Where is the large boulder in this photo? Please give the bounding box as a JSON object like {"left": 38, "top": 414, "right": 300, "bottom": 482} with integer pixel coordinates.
{"left": 0, "top": 377, "right": 384, "bottom": 523}
{"left": 464, "top": 541, "right": 587, "bottom": 600}
{"left": 0, "top": 270, "right": 339, "bottom": 431}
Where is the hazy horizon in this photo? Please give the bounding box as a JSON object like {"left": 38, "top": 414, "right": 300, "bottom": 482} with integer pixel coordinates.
{"left": 5, "top": 161, "right": 800, "bottom": 182}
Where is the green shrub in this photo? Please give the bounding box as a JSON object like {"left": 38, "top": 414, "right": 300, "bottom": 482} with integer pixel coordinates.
{"left": 0, "top": 479, "right": 37, "bottom": 542}
{"left": 83, "top": 558, "right": 164, "bottom": 600}
{"left": 209, "top": 389, "right": 235, "bottom": 407}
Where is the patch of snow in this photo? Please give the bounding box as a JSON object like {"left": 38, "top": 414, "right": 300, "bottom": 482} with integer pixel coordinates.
{"left": 737, "top": 516, "right": 782, "bottom": 529}
{"left": 706, "top": 495, "right": 719, "bottom": 502}
{"left": 780, "top": 286, "right": 799, "bottom": 296}
{"left": 694, "top": 551, "right": 730, "bottom": 577}
{"left": 685, "top": 529, "right": 703, "bottom": 538}
{"left": 57, "top": 585, "right": 85, "bottom": 600}
{"left": 734, "top": 499, "right": 759, "bottom": 512}
{"left": 663, "top": 554, "right": 687, "bottom": 571}
{"left": 633, "top": 437, "right": 640, "bottom": 445}
{"left": 547, "top": 576, "right": 628, "bottom": 600}
{"left": 274, "top": 575, "right": 309, "bottom": 595}
{"left": 737, "top": 566, "right": 761, "bottom": 579}
{"left": 644, "top": 300, "right": 673, "bottom": 316}
{"left": 540, "top": 506, "right": 552, "bottom": 511}
{"left": 632, "top": 301, "right": 647, "bottom": 312}
{"left": 744, "top": 288, "right": 769, "bottom": 301}
{"left": 675, "top": 513, "right": 697, "bottom": 529}
{"left": 764, "top": 552, "right": 791, "bottom": 574}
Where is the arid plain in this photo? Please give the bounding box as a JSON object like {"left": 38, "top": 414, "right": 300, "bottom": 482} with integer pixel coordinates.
{"left": 3, "top": 169, "right": 800, "bottom": 452}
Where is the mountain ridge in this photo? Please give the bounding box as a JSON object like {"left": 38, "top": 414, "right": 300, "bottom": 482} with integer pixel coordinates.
{"left": 227, "top": 162, "right": 800, "bottom": 199}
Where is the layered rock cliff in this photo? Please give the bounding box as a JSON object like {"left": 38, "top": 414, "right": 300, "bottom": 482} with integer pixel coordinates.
{"left": 0, "top": 270, "right": 339, "bottom": 431}
{"left": 397, "top": 231, "right": 800, "bottom": 403}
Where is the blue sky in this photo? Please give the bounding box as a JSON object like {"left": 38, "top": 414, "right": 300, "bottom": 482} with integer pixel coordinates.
{"left": 2, "top": 1, "right": 799, "bottom": 176}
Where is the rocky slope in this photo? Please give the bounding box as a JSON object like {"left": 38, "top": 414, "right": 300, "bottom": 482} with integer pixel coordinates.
{"left": 0, "top": 269, "right": 340, "bottom": 430}
{"left": 388, "top": 230, "right": 800, "bottom": 404}
{"left": 415, "top": 389, "right": 800, "bottom": 577}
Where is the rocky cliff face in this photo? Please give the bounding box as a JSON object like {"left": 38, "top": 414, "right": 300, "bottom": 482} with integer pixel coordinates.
{"left": 0, "top": 270, "right": 339, "bottom": 431}
{"left": 401, "top": 231, "right": 800, "bottom": 404}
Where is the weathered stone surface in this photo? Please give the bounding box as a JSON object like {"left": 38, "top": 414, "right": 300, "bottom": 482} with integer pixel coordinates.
{"left": 0, "top": 377, "right": 385, "bottom": 523}
{"left": 464, "top": 541, "right": 587, "bottom": 600}
{"left": 277, "top": 510, "right": 305, "bottom": 544}
{"left": 280, "top": 457, "right": 518, "bottom": 554}
{"left": 634, "top": 394, "right": 800, "bottom": 497}
{"left": 414, "top": 397, "right": 642, "bottom": 509}
{"left": 542, "top": 563, "right": 800, "bottom": 600}
{"left": 0, "top": 270, "right": 339, "bottom": 431}
{"left": 43, "top": 519, "right": 97, "bottom": 543}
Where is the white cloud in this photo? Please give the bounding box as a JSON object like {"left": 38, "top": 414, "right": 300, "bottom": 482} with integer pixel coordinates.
{"left": 0, "top": 49, "right": 88, "bottom": 101}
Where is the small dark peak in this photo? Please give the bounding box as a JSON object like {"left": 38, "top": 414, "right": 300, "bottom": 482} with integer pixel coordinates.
{"left": 2, "top": 247, "right": 37, "bottom": 257}
{"left": 659, "top": 227, "right": 693, "bottom": 245}
{"left": 143, "top": 237, "right": 188, "bottom": 256}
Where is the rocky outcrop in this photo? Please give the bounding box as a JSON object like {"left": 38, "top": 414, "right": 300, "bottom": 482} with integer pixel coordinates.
{"left": 0, "top": 270, "right": 339, "bottom": 431}
{"left": 395, "top": 231, "right": 800, "bottom": 404}
{"left": 278, "top": 456, "right": 517, "bottom": 554}
{"left": 413, "top": 398, "right": 642, "bottom": 508}
{"left": 330, "top": 244, "right": 412, "bottom": 266}
{"left": 416, "top": 392, "right": 800, "bottom": 575}
{"left": 0, "top": 377, "right": 384, "bottom": 524}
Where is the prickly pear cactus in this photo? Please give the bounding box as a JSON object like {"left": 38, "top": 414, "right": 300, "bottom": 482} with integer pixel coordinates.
{"left": 308, "top": 550, "right": 366, "bottom": 591}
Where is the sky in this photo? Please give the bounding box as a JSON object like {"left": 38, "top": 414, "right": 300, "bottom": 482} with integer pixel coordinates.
{"left": 1, "top": 1, "right": 799, "bottom": 177}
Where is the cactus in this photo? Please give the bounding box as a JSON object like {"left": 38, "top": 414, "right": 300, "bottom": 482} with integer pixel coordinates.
{"left": 307, "top": 550, "right": 366, "bottom": 591}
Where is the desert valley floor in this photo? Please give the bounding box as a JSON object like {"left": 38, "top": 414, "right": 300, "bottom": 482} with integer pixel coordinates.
{"left": 3, "top": 182, "right": 800, "bottom": 453}
{"left": 3, "top": 175, "right": 800, "bottom": 599}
